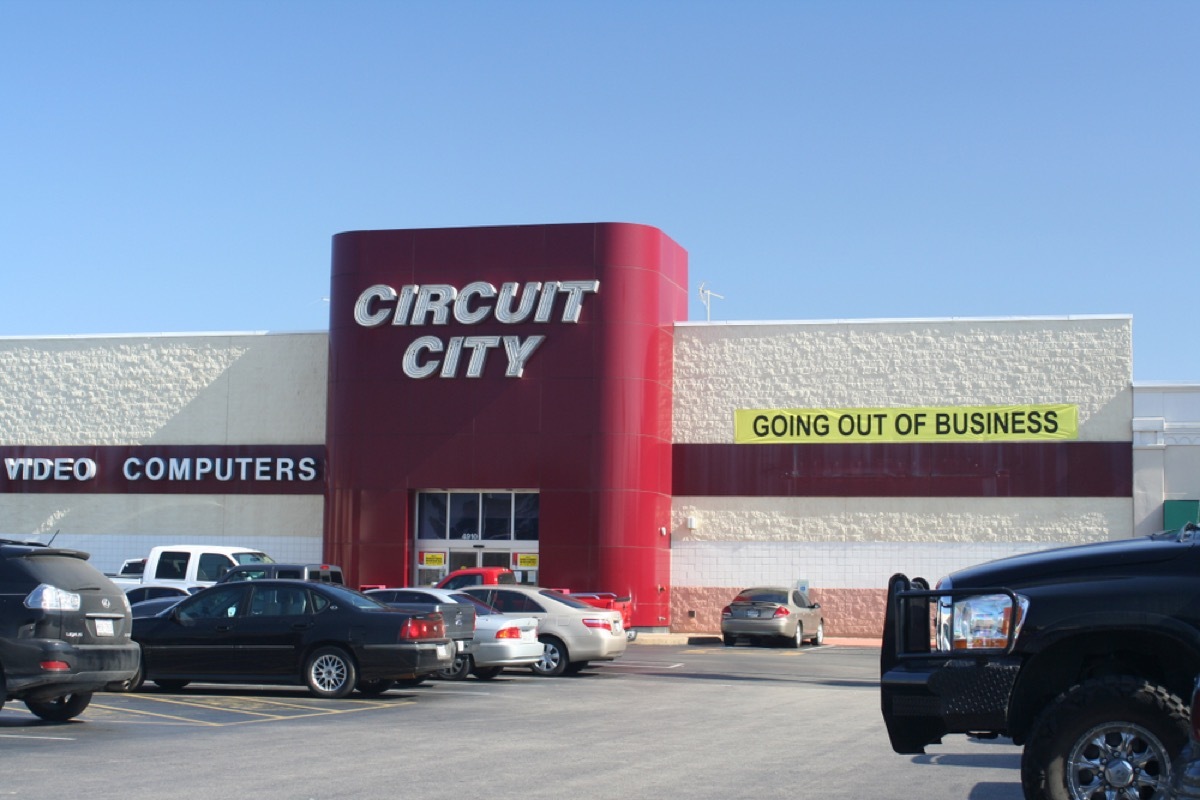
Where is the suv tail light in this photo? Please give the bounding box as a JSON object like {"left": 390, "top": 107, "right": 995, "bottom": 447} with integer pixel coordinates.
{"left": 400, "top": 614, "right": 445, "bottom": 641}
{"left": 25, "top": 584, "right": 82, "bottom": 612}
{"left": 582, "top": 618, "right": 613, "bottom": 632}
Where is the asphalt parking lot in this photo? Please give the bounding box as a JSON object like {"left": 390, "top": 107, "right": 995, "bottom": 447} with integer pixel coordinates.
{"left": 1, "top": 640, "right": 1023, "bottom": 800}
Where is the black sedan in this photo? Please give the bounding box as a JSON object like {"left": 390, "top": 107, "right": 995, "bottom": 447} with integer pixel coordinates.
{"left": 128, "top": 580, "right": 454, "bottom": 698}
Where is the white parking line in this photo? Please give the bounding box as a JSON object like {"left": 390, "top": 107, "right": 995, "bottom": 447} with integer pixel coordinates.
{"left": 602, "top": 661, "right": 684, "bottom": 669}
{"left": 0, "top": 732, "right": 75, "bottom": 740}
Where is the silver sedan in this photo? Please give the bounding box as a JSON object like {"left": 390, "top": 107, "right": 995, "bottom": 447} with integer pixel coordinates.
{"left": 721, "top": 586, "right": 824, "bottom": 648}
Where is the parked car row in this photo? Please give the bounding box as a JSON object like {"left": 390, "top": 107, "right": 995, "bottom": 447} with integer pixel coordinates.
{"left": 120, "top": 580, "right": 629, "bottom": 696}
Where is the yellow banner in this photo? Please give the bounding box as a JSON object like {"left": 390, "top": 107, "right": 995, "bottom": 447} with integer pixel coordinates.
{"left": 419, "top": 551, "right": 446, "bottom": 567}
{"left": 734, "top": 404, "right": 1078, "bottom": 444}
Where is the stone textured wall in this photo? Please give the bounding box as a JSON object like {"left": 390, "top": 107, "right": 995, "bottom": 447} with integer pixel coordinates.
{"left": 673, "top": 317, "right": 1133, "bottom": 443}
{"left": 672, "top": 586, "right": 887, "bottom": 639}
{"left": 0, "top": 333, "right": 327, "bottom": 445}
{"left": 0, "top": 333, "right": 328, "bottom": 572}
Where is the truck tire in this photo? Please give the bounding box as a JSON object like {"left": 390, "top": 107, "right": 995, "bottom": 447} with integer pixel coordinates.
{"left": 1020, "top": 675, "right": 1188, "bottom": 800}
{"left": 304, "top": 645, "right": 357, "bottom": 699}
{"left": 25, "top": 692, "right": 92, "bottom": 722}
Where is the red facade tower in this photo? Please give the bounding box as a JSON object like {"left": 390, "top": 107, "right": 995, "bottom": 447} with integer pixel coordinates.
{"left": 324, "top": 223, "right": 688, "bottom": 628}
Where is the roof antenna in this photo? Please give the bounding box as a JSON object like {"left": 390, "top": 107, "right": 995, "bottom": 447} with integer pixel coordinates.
{"left": 698, "top": 282, "right": 724, "bottom": 322}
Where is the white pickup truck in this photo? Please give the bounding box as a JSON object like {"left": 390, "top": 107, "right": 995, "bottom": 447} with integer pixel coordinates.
{"left": 111, "top": 545, "right": 273, "bottom": 592}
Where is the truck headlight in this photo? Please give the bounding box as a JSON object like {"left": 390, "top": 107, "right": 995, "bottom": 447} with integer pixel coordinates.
{"left": 935, "top": 580, "right": 1029, "bottom": 651}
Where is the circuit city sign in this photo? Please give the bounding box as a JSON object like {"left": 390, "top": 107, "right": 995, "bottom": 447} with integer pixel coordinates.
{"left": 352, "top": 280, "right": 600, "bottom": 378}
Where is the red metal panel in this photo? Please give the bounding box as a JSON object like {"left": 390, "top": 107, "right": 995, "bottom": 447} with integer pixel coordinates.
{"left": 325, "top": 223, "right": 687, "bottom": 627}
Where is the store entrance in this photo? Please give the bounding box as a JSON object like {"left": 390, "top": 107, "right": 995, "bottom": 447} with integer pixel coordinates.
{"left": 448, "top": 548, "right": 510, "bottom": 573}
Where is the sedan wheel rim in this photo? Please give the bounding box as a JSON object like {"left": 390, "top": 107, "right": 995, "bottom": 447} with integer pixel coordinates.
{"left": 537, "top": 645, "right": 561, "bottom": 673}
{"left": 1066, "top": 722, "right": 1171, "bottom": 800}
{"left": 312, "top": 654, "right": 347, "bottom": 691}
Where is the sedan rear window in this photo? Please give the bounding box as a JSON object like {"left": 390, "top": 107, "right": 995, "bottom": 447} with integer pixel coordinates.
{"left": 733, "top": 589, "right": 788, "bottom": 604}
{"left": 538, "top": 590, "right": 596, "bottom": 610}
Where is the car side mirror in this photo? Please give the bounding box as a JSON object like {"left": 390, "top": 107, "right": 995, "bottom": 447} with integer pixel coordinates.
{"left": 812, "top": 602, "right": 821, "bottom": 609}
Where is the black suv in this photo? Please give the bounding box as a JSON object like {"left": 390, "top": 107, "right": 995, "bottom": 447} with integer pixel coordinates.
{"left": 881, "top": 522, "right": 1200, "bottom": 800}
{"left": 1, "top": 540, "right": 140, "bottom": 721}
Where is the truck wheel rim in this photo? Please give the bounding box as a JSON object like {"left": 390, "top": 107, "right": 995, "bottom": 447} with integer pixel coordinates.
{"left": 1066, "top": 721, "right": 1171, "bottom": 800}
{"left": 312, "top": 654, "right": 347, "bottom": 691}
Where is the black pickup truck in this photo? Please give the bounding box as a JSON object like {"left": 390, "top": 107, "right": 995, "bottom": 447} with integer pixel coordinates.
{"left": 880, "top": 522, "right": 1200, "bottom": 800}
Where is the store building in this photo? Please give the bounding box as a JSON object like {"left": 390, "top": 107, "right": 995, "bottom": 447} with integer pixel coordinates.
{"left": 2, "top": 222, "right": 1196, "bottom": 636}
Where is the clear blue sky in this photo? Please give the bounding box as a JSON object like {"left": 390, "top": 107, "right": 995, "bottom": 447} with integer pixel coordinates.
{"left": 2, "top": 2, "right": 1196, "bottom": 381}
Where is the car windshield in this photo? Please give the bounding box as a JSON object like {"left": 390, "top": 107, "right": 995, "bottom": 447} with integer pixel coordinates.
{"left": 734, "top": 589, "right": 788, "bottom": 604}
{"left": 234, "top": 552, "right": 274, "bottom": 565}
{"left": 537, "top": 590, "right": 596, "bottom": 610}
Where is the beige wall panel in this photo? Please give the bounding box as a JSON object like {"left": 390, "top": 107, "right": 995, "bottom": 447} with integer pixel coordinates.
{"left": 673, "top": 317, "right": 1133, "bottom": 443}
{"left": 671, "top": 496, "right": 1130, "bottom": 545}
{"left": 0, "top": 332, "right": 327, "bottom": 445}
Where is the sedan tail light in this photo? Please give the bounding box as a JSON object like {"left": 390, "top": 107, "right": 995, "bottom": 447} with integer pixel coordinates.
{"left": 773, "top": 607, "right": 791, "bottom": 618}
{"left": 400, "top": 614, "right": 445, "bottom": 641}
{"left": 582, "top": 618, "right": 613, "bottom": 632}
{"left": 720, "top": 606, "right": 732, "bottom": 618}
{"left": 494, "top": 626, "right": 522, "bottom": 640}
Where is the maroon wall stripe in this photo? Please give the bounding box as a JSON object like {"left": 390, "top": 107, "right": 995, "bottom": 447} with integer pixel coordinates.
{"left": 0, "top": 445, "right": 324, "bottom": 495}
{"left": 671, "top": 442, "right": 1131, "bottom": 498}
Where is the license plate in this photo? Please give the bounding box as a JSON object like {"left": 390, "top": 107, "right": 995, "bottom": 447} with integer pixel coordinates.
{"left": 436, "top": 643, "right": 449, "bottom": 659}
{"left": 95, "top": 618, "right": 114, "bottom": 637}
{"left": 746, "top": 609, "right": 760, "bottom": 618}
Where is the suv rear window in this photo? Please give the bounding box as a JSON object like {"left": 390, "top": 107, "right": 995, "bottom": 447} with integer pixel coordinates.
{"left": 4, "top": 551, "right": 99, "bottom": 589}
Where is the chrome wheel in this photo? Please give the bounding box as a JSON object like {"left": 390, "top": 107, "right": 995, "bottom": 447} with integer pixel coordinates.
{"left": 305, "top": 646, "right": 357, "bottom": 699}
{"left": 812, "top": 621, "right": 824, "bottom": 646}
{"left": 1066, "top": 722, "right": 1172, "bottom": 800}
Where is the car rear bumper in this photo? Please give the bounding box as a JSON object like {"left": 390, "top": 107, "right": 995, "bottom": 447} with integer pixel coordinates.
{"left": 473, "top": 639, "right": 544, "bottom": 668}
{"left": 1, "top": 638, "right": 142, "bottom": 699}
{"left": 570, "top": 633, "right": 628, "bottom": 662}
{"left": 358, "top": 640, "right": 455, "bottom": 679}
{"left": 722, "top": 619, "right": 790, "bottom": 637}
